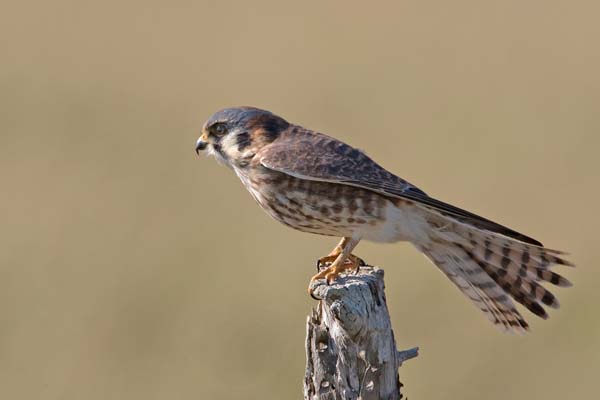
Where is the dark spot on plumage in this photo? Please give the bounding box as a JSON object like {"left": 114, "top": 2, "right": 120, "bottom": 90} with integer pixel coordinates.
{"left": 355, "top": 218, "right": 366, "bottom": 224}
{"left": 493, "top": 294, "right": 508, "bottom": 303}
{"left": 347, "top": 148, "right": 361, "bottom": 159}
{"left": 521, "top": 251, "right": 530, "bottom": 264}
{"left": 325, "top": 140, "right": 337, "bottom": 150}
{"left": 458, "top": 244, "right": 472, "bottom": 256}
{"left": 320, "top": 206, "right": 330, "bottom": 216}
{"left": 404, "top": 185, "right": 427, "bottom": 196}
{"left": 363, "top": 198, "right": 374, "bottom": 215}
{"left": 288, "top": 198, "right": 302, "bottom": 208}
{"left": 536, "top": 269, "right": 545, "bottom": 280}
{"left": 308, "top": 199, "right": 320, "bottom": 211}
{"left": 236, "top": 131, "right": 252, "bottom": 151}
{"left": 213, "top": 143, "right": 227, "bottom": 159}
{"left": 501, "top": 256, "right": 511, "bottom": 269}
{"left": 331, "top": 203, "right": 343, "bottom": 214}
{"left": 346, "top": 197, "right": 358, "bottom": 212}
{"left": 553, "top": 255, "right": 570, "bottom": 266}
{"left": 513, "top": 276, "right": 522, "bottom": 288}
{"left": 484, "top": 240, "right": 492, "bottom": 261}
{"left": 514, "top": 291, "right": 525, "bottom": 302}
{"left": 529, "top": 302, "right": 546, "bottom": 318}
{"left": 245, "top": 113, "right": 289, "bottom": 142}
{"left": 508, "top": 319, "right": 522, "bottom": 327}
{"left": 502, "top": 282, "right": 512, "bottom": 292}
{"left": 328, "top": 164, "right": 341, "bottom": 175}
{"left": 347, "top": 217, "right": 355, "bottom": 223}
{"left": 261, "top": 126, "right": 282, "bottom": 143}
{"left": 529, "top": 284, "right": 537, "bottom": 297}
{"left": 550, "top": 273, "right": 561, "bottom": 285}
{"left": 274, "top": 209, "right": 293, "bottom": 220}
{"left": 519, "top": 265, "right": 528, "bottom": 277}
{"left": 502, "top": 245, "right": 511, "bottom": 257}
{"left": 261, "top": 174, "right": 286, "bottom": 186}
{"left": 479, "top": 281, "right": 496, "bottom": 289}
{"left": 316, "top": 216, "right": 332, "bottom": 224}
{"left": 541, "top": 291, "right": 555, "bottom": 306}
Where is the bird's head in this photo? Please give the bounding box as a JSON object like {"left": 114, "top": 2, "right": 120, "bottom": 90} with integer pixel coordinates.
{"left": 196, "top": 106, "right": 289, "bottom": 168}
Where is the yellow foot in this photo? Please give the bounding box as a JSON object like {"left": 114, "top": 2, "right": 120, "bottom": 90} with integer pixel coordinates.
{"left": 315, "top": 253, "right": 365, "bottom": 271}
{"left": 308, "top": 255, "right": 363, "bottom": 298}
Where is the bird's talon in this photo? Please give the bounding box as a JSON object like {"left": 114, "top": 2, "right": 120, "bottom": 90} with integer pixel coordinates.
{"left": 309, "top": 287, "right": 320, "bottom": 300}
{"left": 309, "top": 245, "right": 363, "bottom": 297}
{"left": 325, "top": 273, "right": 337, "bottom": 285}
{"left": 354, "top": 257, "right": 365, "bottom": 274}
{"left": 316, "top": 254, "right": 337, "bottom": 270}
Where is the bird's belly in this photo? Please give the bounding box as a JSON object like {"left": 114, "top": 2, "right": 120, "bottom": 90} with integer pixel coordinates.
{"left": 240, "top": 170, "right": 422, "bottom": 242}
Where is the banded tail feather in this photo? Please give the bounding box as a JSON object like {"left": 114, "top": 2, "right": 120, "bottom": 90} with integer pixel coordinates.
{"left": 416, "top": 206, "right": 574, "bottom": 333}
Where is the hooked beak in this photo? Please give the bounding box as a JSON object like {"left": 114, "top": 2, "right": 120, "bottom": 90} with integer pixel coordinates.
{"left": 195, "top": 135, "right": 208, "bottom": 155}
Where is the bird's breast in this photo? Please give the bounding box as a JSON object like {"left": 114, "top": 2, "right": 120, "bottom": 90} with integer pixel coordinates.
{"left": 235, "top": 168, "right": 419, "bottom": 242}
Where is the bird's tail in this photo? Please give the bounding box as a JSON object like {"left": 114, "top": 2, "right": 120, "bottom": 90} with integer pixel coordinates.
{"left": 415, "top": 211, "right": 574, "bottom": 333}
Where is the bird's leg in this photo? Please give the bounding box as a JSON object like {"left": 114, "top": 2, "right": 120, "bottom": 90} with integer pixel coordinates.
{"left": 315, "top": 238, "right": 346, "bottom": 270}
{"left": 309, "top": 237, "right": 362, "bottom": 294}
{"left": 316, "top": 238, "right": 365, "bottom": 271}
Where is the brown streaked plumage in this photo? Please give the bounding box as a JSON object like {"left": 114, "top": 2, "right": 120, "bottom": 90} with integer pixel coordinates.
{"left": 195, "top": 106, "right": 574, "bottom": 333}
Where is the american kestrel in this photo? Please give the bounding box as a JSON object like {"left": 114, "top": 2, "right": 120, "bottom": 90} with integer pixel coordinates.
{"left": 195, "top": 106, "right": 573, "bottom": 333}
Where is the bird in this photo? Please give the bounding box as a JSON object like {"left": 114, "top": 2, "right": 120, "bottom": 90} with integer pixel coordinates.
{"left": 195, "top": 106, "right": 573, "bottom": 333}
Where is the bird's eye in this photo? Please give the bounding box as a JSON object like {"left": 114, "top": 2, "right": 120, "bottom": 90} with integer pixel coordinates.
{"left": 213, "top": 123, "right": 227, "bottom": 136}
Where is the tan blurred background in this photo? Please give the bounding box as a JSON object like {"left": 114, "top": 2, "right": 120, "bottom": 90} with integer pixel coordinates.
{"left": 1, "top": 1, "right": 598, "bottom": 399}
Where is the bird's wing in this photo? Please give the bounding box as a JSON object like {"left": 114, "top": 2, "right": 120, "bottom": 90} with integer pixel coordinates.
{"left": 258, "top": 128, "right": 542, "bottom": 246}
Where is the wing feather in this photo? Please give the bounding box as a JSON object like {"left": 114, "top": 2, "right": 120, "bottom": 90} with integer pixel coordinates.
{"left": 259, "top": 128, "right": 542, "bottom": 246}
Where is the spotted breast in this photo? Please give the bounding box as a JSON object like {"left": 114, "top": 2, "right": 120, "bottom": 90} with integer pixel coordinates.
{"left": 235, "top": 165, "right": 424, "bottom": 243}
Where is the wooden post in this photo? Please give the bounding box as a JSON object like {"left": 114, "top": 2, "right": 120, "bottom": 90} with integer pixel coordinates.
{"left": 304, "top": 266, "right": 418, "bottom": 400}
